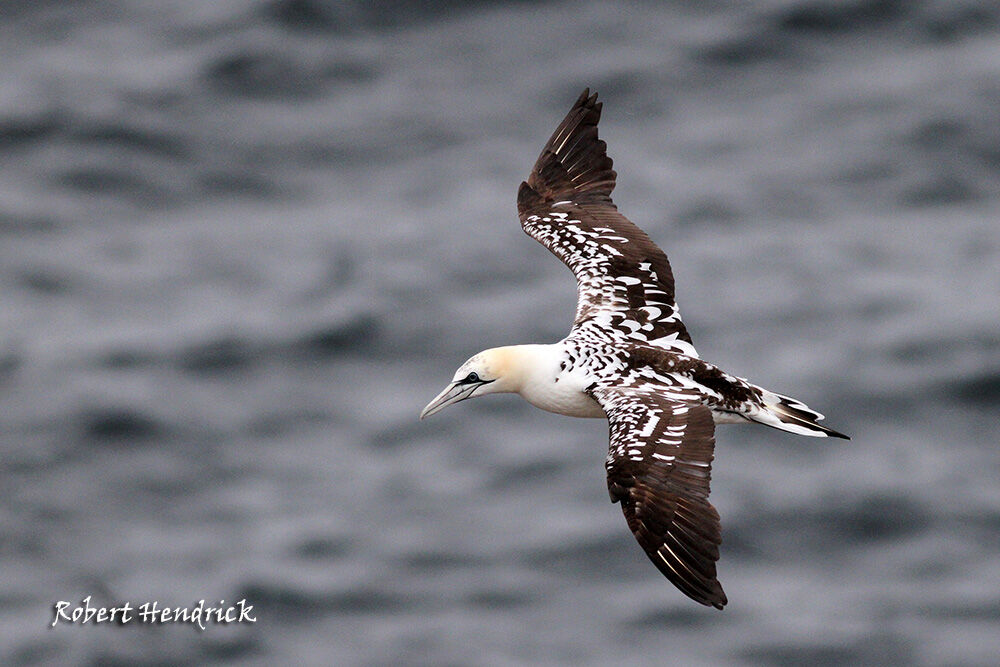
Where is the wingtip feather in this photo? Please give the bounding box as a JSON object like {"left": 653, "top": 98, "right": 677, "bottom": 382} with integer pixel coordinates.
{"left": 518, "top": 87, "right": 617, "bottom": 213}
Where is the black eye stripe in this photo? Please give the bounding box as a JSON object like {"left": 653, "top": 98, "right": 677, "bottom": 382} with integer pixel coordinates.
{"left": 458, "top": 371, "right": 496, "bottom": 386}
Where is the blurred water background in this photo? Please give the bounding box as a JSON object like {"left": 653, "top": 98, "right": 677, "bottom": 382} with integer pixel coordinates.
{"left": 1, "top": 1, "right": 999, "bottom": 664}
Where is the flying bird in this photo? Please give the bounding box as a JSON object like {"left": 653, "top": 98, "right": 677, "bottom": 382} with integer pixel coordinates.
{"left": 420, "top": 89, "right": 848, "bottom": 609}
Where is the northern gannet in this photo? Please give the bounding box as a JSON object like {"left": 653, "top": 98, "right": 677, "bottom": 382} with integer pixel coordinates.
{"left": 420, "top": 89, "right": 848, "bottom": 610}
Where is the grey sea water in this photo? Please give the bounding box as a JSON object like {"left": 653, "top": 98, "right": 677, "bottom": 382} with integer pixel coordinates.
{"left": 1, "top": 1, "right": 998, "bottom": 664}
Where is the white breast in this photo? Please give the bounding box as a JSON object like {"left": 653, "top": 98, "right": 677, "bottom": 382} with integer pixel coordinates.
{"left": 514, "top": 345, "right": 606, "bottom": 418}
{"left": 521, "top": 378, "right": 606, "bottom": 417}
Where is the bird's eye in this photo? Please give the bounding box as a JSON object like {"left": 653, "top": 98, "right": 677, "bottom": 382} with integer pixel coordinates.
{"left": 465, "top": 372, "right": 480, "bottom": 383}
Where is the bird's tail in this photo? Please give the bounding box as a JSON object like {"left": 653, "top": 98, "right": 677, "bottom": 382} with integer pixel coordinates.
{"left": 751, "top": 390, "right": 850, "bottom": 439}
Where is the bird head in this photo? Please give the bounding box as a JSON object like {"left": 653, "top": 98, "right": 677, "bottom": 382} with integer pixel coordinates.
{"left": 419, "top": 348, "right": 515, "bottom": 419}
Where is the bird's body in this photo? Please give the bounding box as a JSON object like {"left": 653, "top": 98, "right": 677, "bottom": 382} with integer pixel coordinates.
{"left": 421, "top": 89, "right": 848, "bottom": 610}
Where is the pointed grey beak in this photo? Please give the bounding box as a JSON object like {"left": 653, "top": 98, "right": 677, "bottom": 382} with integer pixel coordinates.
{"left": 420, "top": 382, "right": 471, "bottom": 419}
{"left": 420, "top": 382, "right": 470, "bottom": 420}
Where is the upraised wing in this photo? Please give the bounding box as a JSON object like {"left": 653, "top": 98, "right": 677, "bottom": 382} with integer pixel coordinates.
{"left": 591, "top": 385, "right": 727, "bottom": 609}
{"left": 517, "top": 89, "right": 696, "bottom": 356}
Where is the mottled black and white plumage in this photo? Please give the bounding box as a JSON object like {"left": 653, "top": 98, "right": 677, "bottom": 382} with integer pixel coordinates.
{"left": 518, "top": 94, "right": 695, "bottom": 357}
{"left": 421, "top": 89, "right": 848, "bottom": 610}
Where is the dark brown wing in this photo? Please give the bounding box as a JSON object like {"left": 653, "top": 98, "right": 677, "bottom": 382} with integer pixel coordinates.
{"left": 592, "top": 386, "right": 727, "bottom": 609}
{"left": 517, "top": 89, "right": 695, "bottom": 356}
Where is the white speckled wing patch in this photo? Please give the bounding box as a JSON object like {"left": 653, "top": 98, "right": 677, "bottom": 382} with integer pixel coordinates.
{"left": 517, "top": 90, "right": 696, "bottom": 357}
{"left": 591, "top": 385, "right": 727, "bottom": 609}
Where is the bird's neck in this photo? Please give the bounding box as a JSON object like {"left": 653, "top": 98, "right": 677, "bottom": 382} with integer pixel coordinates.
{"left": 497, "top": 343, "right": 605, "bottom": 418}
{"left": 489, "top": 344, "right": 562, "bottom": 394}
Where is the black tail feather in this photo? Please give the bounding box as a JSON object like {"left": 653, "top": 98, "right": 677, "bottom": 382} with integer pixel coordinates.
{"left": 770, "top": 400, "right": 850, "bottom": 439}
